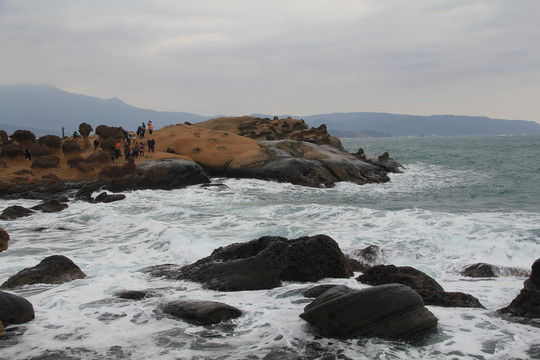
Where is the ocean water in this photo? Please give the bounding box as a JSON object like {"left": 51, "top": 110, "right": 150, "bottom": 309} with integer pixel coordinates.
{"left": 1, "top": 135, "right": 539, "bottom": 359}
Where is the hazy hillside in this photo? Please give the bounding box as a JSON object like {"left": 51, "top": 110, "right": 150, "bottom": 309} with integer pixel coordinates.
{"left": 302, "top": 112, "right": 540, "bottom": 137}
{"left": 2, "top": 85, "right": 540, "bottom": 138}
{"left": 0, "top": 85, "right": 211, "bottom": 136}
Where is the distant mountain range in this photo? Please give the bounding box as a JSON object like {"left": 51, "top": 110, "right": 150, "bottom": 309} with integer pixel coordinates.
{"left": 1, "top": 85, "right": 540, "bottom": 138}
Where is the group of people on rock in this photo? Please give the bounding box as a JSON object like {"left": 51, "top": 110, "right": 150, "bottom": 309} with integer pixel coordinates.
{"left": 136, "top": 121, "right": 153, "bottom": 139}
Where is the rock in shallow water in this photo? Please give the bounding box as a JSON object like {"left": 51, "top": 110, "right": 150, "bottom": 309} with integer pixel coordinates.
{"left": 357, "top": 264, "right": 484, "bottom": 308}
{"left": 1, "top": 255, "right": 86, "bottom": 289}
{"left": 144, "top": 234, "right": 353, "bottom": 291}
{"left": 299, "top": 284, "right": 438, "bottom": 339}
{"left": 163, "top": 299, "right": 242, "bottom": 325}
{"left": 0, "top": 291, "right": 35, "bottom": 326}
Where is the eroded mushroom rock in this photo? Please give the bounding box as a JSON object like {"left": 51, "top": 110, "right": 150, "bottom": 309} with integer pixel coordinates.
{"left": 10, "top": 130, "right": 36, "bottom": 146}
{"left": 1, "top": 255, "right": 86, "bottom": 289}
{"left": 299, "top": 284, "right": 438, "bottom": 339}
{"left": 61, "top": 139, "right": 81, "bottom": 154}
{"left": 144, "top": 234, "right": 354, "bottom": 291}
{"left": 38, "top": 135, "right": 62, "bottom": 149}
{"left": 31, "top": 155, "right": 60, "bottom": 169}
{"left": 357, "top": 264, "right": 484, "bottom": 308}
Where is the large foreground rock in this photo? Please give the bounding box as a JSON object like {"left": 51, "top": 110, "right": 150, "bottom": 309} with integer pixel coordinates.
{"left": 0, "top": 291, "right": 35, "bottom": 325}
{"left": 144, "top": 235, "right": 354, "bottom": 291}
{"left": 498, "top": 258, "right": 540, "bottom": 318}
{"left": 1, "top": 255, "right": 86, "bottom": 289}
{"left": 163, "top": 299, "right": 242, "bottom": 325}
{"left": 357, "top": 265, "right": 484, "bottom": 308}
{"left": 299, "top": 284, "right": 438, "bottom": 339}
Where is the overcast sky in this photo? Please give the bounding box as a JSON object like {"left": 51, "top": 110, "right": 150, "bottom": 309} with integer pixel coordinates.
{"left": 1, "top": 0, "right": 539, "bottom": 122}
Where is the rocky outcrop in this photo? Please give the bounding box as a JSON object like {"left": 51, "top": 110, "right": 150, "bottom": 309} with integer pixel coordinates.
{"left": 460, "top": 263, "right": 530, "bottom": 278}
{"left": 95, "top": 125, "right": 125, "bottom": 140}
{"left": 31, "top": 199, "right": 69, "bottom": 213}
{"left": 0, "top": 205, "right": 35, "bottom": 220}
{"left": 30, "top": 143, "right": 52, "bottom": 157}
{"left": 299, "top": 284, "right": 438, "bottom": 339}
{"left": 1, "top": 255, "right": 86, "bottom": 289}
{"left": 0, "top": 130, "right": 8, "bottom": 144}
{"left": 163, "top": 299, "right": 242, "bottom": 325}
{"left": 144, "top": 235, "right": 354, "bottom": 291}
{"left": 1, "top": 140, "right": 22, "bottom": 158}
{"left": 498, "top": 258, "right": 540, "bottom": 318}
{"left": 0, "top": 227, "right": 9, "bottom": 252}
{"left": 0, "top": 291, "right": 35, "bottom": 325}
{"left": 357, "top": 265, "right": 484, "bottom": 308}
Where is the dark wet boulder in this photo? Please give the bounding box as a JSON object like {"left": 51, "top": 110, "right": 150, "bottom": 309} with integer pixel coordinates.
{"left": 0, "top": 291, "right": 35, "bottom": 325}
{"left": 61, "top": 139, "right": 81, "bottom": 154}
{"left": 31, "top": 199, "right": 68, "bottom": 213}
{"left": 163, "top": 299, "right": 242, "bottom": 325}
{"left": 461, "top": 263, "right": 530, "bottom": 278}
{"left": 10, "top": 130, "right": 36, "bottom": 145}
{"left": 144, "top": 234, "right": 354, "bottom": 291}
{"left": 299, "top": 284, "right": 438, "bottom": 339}
{"left": 94, "top": 192, "right": 126, "bottom": 203}
{"left": 0, "top": 205, "right": 35, "bottom": 220}
{"left": 498, "top": 258, "right": 540, "bottom": 318}
{"left": 31, "top": 155, "right": 60, "bottom": 169}
{"left": 367, "top": 152, "right": 405, "bottom": 173}
{"left": 0, "top": 320, "right": 4, "bottom": 338}
{"left": 1, "top": 255, "right": 86, "bottom": 289}
{"left": 38, "top": 135, "right": 62, "bottom": 149}
{"left": 114, "top": 290, "right": 159, "bottom": 300}
{"left": 0, "top": 227, "right": 9, "bottom": 252}
{"left": 357, "top": 265, "right": 484, "bottom": 308}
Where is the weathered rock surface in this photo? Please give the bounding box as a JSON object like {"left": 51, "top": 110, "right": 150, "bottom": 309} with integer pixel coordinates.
{"left": 357, "top": 265, "right": 484, "bottom": 308}
{"left": 0, "top": 205, "right": 35, "bottom": 220}
{"left": 163, "top": 299, "right": 242, "bottom": 325}
{"left": 10, "top": 130, "right": 36, "bottom": 145}
{"left": 144, "top": 235, "right": 354, "bottom": 291}
{"left": 0, "top": 291, "right": 35, "bottom": 325}
{"left": 31, "top": 199, "right": 69, "bottom": 213}
{"left": 460, "top": 263, "right": 530, "bottom": 278}
{"left": 303, "top": 284, "right": 340, "bottom": 298}
{"left": 31, "top": 155, "right": 60, "bottom": 169}
{"left": 498, "top": 258, "right": 540, "bottom": 318}
{"left": 1, "top": 140, "right": 22, "bottom": 158}
{"left": 37, "top": 135, "right": 62, "bottom": 148}
{"left": 0, "top": 227, "right": 9, "bottom": 252}
{"left": 1, "top": 255, "right": 86, "bottom": 289}
{"left": 299, "top": 284, "right": 438, "bottom": 339}
{"left": 61, "top": 139, "right": 81, "bottom": 154}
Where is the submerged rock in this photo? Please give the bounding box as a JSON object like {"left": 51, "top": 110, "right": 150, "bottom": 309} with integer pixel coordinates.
{"left": 0, "top": 291, "right": 35, "bottom": 325}
{"left": 498, "top": 258, "right": 540, "bottom": 318}
{"left": 357, "top": 264, "right": 484, "bottom": 308}
{"left": 460, "top": 263, "right": 530, "bottom": 278}
{"left": 114, "top": 290, "right": 160, "bottom": 300}
{"left": 299, "top": 284, "right": 438, "bottom": 339}
{"left": 94, "top": 192, "right": 126, "bottom": 203}
{"left": 1, "top": 255, "right": 86, "bottom": 289}
{"left": 163, "top": 299, "right": 242, "bottom": 325}
{"left": 144, "top": 234, "right": 354, "bottom": 291}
